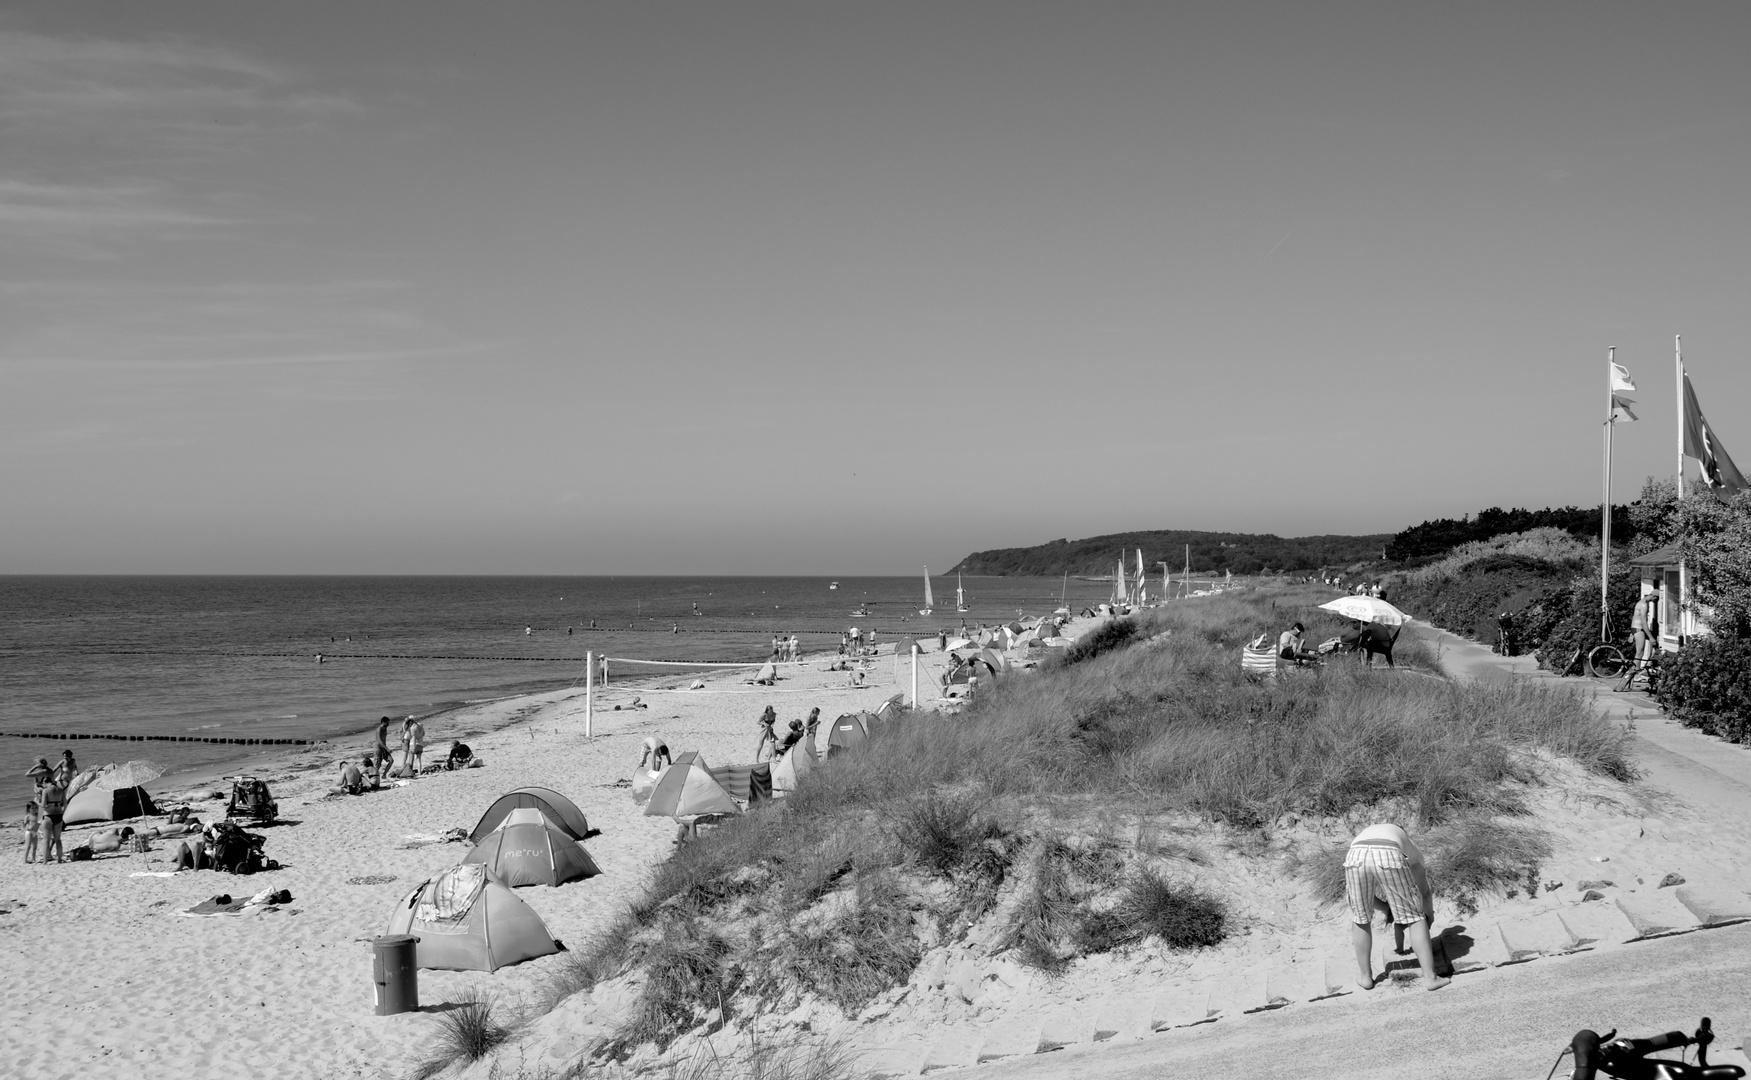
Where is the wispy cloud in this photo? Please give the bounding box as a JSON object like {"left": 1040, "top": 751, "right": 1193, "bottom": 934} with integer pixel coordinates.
{"left": 0, "top": 30, "right": 359, "bottom": 138}
{"left": 0, "top": 178, "right": 235, "bottom": 238}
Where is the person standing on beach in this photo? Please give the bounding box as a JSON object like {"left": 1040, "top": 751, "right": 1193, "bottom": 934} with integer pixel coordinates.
{"left": 402, "top": 716, "right": 426, "bottom": 777}
{"left": 54, "top": 749, "right": 77, "bottom": 787}
{"left": 37, "top": 778, "right": 67, "bottom": 863}
{"left": 1344, "top": 823, "right": 1448, "bottom": 991}
{"left": 373, "top": 717, "right": 393, "bottom": 785}
{"left": 23, "top": 801, "right": 40, "bottom": 863}
{"left": 754, "top": 706, "right": 779, "bottom": 761}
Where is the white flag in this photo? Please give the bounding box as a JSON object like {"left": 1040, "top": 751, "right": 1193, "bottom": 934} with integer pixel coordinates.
{"left": 1610, "top": 362, "right": 1636, "bottom": 392}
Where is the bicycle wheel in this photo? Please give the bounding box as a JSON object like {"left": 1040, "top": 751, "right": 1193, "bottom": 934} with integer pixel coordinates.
{"left": 1587, "top": 645, "right": 1628, "bottom": 679}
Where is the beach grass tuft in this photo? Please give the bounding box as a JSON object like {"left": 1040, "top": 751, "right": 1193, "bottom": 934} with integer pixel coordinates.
{"left": 411, "top": 990, "right": 513, "bottom": 1080}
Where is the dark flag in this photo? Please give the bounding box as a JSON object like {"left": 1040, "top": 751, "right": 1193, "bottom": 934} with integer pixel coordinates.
{"left": 1683, "top": 372, "right": 1748, "bottom": 494}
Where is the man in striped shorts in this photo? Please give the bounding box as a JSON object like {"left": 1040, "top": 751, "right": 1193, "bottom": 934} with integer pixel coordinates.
{"left": 1345, "top": 823, "right": 1450, "bottom": 991}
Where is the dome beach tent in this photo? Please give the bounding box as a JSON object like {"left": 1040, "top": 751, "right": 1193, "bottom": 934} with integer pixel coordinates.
{"left": 463, "top": 807, "right": 601, "bottom": 888}
{"left": 825, "top": 713, "right": 867, "bottom": 755}
{"left": 642, "top": 752, "right": 741, "bottom": 819}
{"left": 771, "top": 742, "right": 814, "bottom": 793}
{"left": 385, "top": 863, "right": 561, "bottom": 971}
{"left": 65, "top": 785, "right": 159, "bottom": 825}
{"left": 469, "top": 786, "right": 589, "bottom": 843}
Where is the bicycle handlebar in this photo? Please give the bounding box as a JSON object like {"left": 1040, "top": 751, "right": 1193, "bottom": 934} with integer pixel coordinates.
{"left": 1563, "top": 1017, "right": 1720, "bottom": 1080}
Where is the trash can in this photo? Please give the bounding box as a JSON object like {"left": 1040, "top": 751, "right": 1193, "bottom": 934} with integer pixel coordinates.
{"left": 371, "top": 934, "right": 420, "bottom": 1015}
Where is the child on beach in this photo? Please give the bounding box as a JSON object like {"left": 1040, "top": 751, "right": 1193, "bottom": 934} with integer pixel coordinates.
{"left": 23, "top": 801, "right": 40, "bottom": 863}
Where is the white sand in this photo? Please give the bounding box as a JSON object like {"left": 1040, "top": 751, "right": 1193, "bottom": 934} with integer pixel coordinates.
{"left": 0, "top": 645, "right": 969, "bottom": 1080}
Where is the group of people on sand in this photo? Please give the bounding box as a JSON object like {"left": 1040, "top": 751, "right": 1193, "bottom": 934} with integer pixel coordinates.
{"left": 336, "top": 715, "right": 474, "bottom": 795}
{"left": 753, "top": 705, "right": 820, "bottom": 763}
{"left": 23, "top": 749, "right": 78, "bottom": 864}
{"left": 770, "top": 634, "right": 802, "bottom": 663}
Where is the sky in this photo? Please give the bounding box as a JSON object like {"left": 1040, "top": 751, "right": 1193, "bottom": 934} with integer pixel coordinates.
{"left": 3, "top": 2, "right": 1749, "bottom": 575}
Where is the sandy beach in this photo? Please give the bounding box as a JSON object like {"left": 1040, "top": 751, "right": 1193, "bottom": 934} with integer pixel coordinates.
{"left": 0, "top": 644, "right": 969, "bottom": 1080}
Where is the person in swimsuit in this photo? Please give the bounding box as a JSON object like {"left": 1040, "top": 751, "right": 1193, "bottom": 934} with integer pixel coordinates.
{"left": 1344, "top": 823, "right": 1449, "bottom": 991}
{"left": 754, "top": 706, "right": 779, "bottom": 761}
{"left": 54, "top": 750, "right": 77, "bottom": 787}
{"left": 374, "top": 716, "right": 393, "bottom": 783}
{"left": 38, "top": 779, "right": 67, "bottom": 864}
{"left": 339, "top": 760, "right": 365, "bottom": 795}
{"left": 23, "top": 801, "right": 40, "bottom": 864}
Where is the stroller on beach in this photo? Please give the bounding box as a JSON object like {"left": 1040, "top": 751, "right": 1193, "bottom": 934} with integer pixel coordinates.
{"left": 223, "top": 776, "right": 279, "bottom": 826}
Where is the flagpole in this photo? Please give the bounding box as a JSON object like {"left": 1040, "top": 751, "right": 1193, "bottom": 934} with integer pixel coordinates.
{"left": 1602, "top": 347, "right": 1614, "bottom": 643}
{"left": 1676, "top": 335, "right": 1685, "bottom": 501}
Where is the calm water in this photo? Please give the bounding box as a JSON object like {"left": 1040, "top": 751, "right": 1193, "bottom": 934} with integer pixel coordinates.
{"left": 0, "top": 574, "right": 1110, "bottom": 807}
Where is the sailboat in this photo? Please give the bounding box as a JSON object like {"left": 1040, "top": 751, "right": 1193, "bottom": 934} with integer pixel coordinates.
{"left": 1135, "top": 548, "right": 1146, "bottom": 606}
{"left": 1114, "top": 557, "right": 1126, "bottom": 608}
{"left": 955, "top": 573, "right": 968, "bottom": 613}
{"left": 919, "top": 567, "right": 934, "bottom": 616}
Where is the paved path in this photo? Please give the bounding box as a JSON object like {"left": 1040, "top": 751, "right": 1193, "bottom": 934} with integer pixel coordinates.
{"left": 1416, "top": 621, "right": 1751, "bottom": 811}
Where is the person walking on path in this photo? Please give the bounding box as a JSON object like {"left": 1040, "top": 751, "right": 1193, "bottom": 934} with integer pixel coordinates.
{"left": 1345, "top": 823, "right": 1449, "bottom": 991}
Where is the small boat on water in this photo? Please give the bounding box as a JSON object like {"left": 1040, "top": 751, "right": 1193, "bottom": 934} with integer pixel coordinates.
{"left": 955, "top": 572, "right": 968, "bottom": 613}
{"left": 919, "top": 567, "right": 934, "bottom": 617}
{"left": 851, "top": 603, "right": 873, "bottom": 617}
{"left": 829, "top": 581, "right": 839, "bottom": 590}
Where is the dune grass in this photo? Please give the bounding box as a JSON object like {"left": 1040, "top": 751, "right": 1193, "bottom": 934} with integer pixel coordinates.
{"left": 411, "top": 991, "right": 514, "bottom": 1080}
{"left": 548, "top": 582, "right": 1631, "bottom": 1057}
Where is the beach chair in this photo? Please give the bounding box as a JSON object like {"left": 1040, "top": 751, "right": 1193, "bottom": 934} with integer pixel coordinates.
{"left": 1240, "top": 641, "right": 1278, "bottom": 680}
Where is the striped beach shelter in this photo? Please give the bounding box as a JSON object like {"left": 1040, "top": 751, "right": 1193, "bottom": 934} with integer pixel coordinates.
{"left": 642, "top": 752, "right": 741, "bottom": 819}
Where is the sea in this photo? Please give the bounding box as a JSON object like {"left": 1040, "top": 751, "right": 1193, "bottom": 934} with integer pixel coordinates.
{"left": 0, "top": 574, "right": 1111, "bottom": 809}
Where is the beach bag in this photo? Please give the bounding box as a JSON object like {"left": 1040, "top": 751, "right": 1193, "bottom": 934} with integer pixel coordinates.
{"left": 69, "top": 845, "right": 93, "bottom": 861}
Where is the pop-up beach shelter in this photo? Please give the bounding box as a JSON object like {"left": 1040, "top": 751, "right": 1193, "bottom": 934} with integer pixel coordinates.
{"left": 826, "top": 713, "right": 867, "bottom": 755}
{"left": 463, "top": 808, "right": 601, "bottom": 888}
{"left": 642, "top": 752, "right": 741, "bottom": 818}
{"left": 708, "top": 762, "right": 772, "bottom": 804}
{"left": 385, "top": 863, "right": 561, "bottom": 971}
{"left": 469, "top": 786, "right": 590, "bottom": 843}
{"left": 64, "top": 784, "right": 158, "bottom": 825}
{"left": 771, "top": 742, "right": 814, "bottom": 793}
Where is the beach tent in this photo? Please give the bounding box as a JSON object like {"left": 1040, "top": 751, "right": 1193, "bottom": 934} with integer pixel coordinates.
{"left": 385, "top": 863, "right": 560, "bottom": 971}
{"left": 631, "top": 766, "right": 667, "bottom": 805}
{"left": 643, "top": 752, "right": 741, "bottom": 818}
{"left": 463, "top": 808, "right": 601, "bottom": 888}
{"left": 944, "top": 637, "right": 971, "bottom": 651}
{"left": 708, "top": 761, "right": 772, "bottom": 804}
{"left": 972, "top": 649, "right": 1009, "bottom": 676}
{"left": 752, "top": 662, "right": 778, "bottom": 685}
{"left": 771, "top": 743, "right": 814, "bottom": 793}
{"left": 470, "top": 786, "right": 590, "bottom": 843}
{"left": 826, "top": 713, "right": 867, "bottom": 755}
{"left": 64, "top": 784, "right": 158, "bottom": 825}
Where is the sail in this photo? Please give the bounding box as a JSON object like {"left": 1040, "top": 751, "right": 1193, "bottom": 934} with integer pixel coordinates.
{"left": 922, "top": 567, "right": 934, "bottom": 612}
{"left": 1136, "top": 549, "right": 1145, "bottom": 604}
{"left": 956, "top": 573, "right": 966, "bottom": 610}
{"left": 1115, "top": 558, "right": 1126, "bottom": 605}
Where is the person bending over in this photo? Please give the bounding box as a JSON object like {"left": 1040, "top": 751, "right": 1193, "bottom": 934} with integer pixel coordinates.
{"left": 339, "top": 760, "right": 365, "bottom": 795}
{"left": 1344, "top": 823, "right": 1449, "bottom": 991}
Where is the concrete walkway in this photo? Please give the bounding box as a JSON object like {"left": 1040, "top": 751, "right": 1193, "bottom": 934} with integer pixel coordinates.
{"left": 1416, "top": 621, "right": 1751, "bottom": 809}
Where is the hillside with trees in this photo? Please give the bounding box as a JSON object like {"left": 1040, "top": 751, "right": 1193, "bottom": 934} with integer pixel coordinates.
{"left": 950, "top": 530, "right": 1390, "bottom": 577}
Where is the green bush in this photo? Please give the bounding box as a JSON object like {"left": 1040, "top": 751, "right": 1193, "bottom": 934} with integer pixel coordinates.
{"left": 1391, "top": 553, "right": 1574, "bottom": 642}
{"left": 1534, "top": 568, "right": 1641, "bottom": 673}
{"left": 1053, "top": 616, "right": 1142, "bottom": 666}
{"left": 1656, "top": 636, "right": 1751, "bottom": 743}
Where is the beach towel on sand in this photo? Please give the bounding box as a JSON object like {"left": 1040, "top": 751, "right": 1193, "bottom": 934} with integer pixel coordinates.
{"left": 416, "top": 864, "right": 488, "bottom": 928}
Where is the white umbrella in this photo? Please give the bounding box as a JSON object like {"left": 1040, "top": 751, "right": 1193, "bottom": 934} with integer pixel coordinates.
{"left": 91, "top": 760, "right": 168, "bottom": 791}
{"left": 1318, "top": 596, "right": 1410, "bottom": 627}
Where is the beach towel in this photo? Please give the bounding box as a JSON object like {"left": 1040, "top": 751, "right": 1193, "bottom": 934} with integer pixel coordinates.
{"left": 416, "top": 864, "right": 488, "bottom": 929}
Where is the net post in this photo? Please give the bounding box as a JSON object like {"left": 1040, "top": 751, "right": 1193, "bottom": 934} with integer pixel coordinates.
{"left": 910, "top": 644, "right": 919, "bottom": 707}
{"left": 585, "top": 651, "right": 593, "bottom": 739}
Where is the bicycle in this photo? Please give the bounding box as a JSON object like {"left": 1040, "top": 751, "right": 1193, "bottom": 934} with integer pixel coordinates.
{"left": 1549, "top": 1017, "right": 1745, "bottom": 1079}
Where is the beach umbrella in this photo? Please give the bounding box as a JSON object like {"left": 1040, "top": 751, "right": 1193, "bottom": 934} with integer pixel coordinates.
{"left": 92, "top": 760, "right": 168, "bottom": 791}
{"left": 1317, "top": 596, "right": 1411, "bottom": 627}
